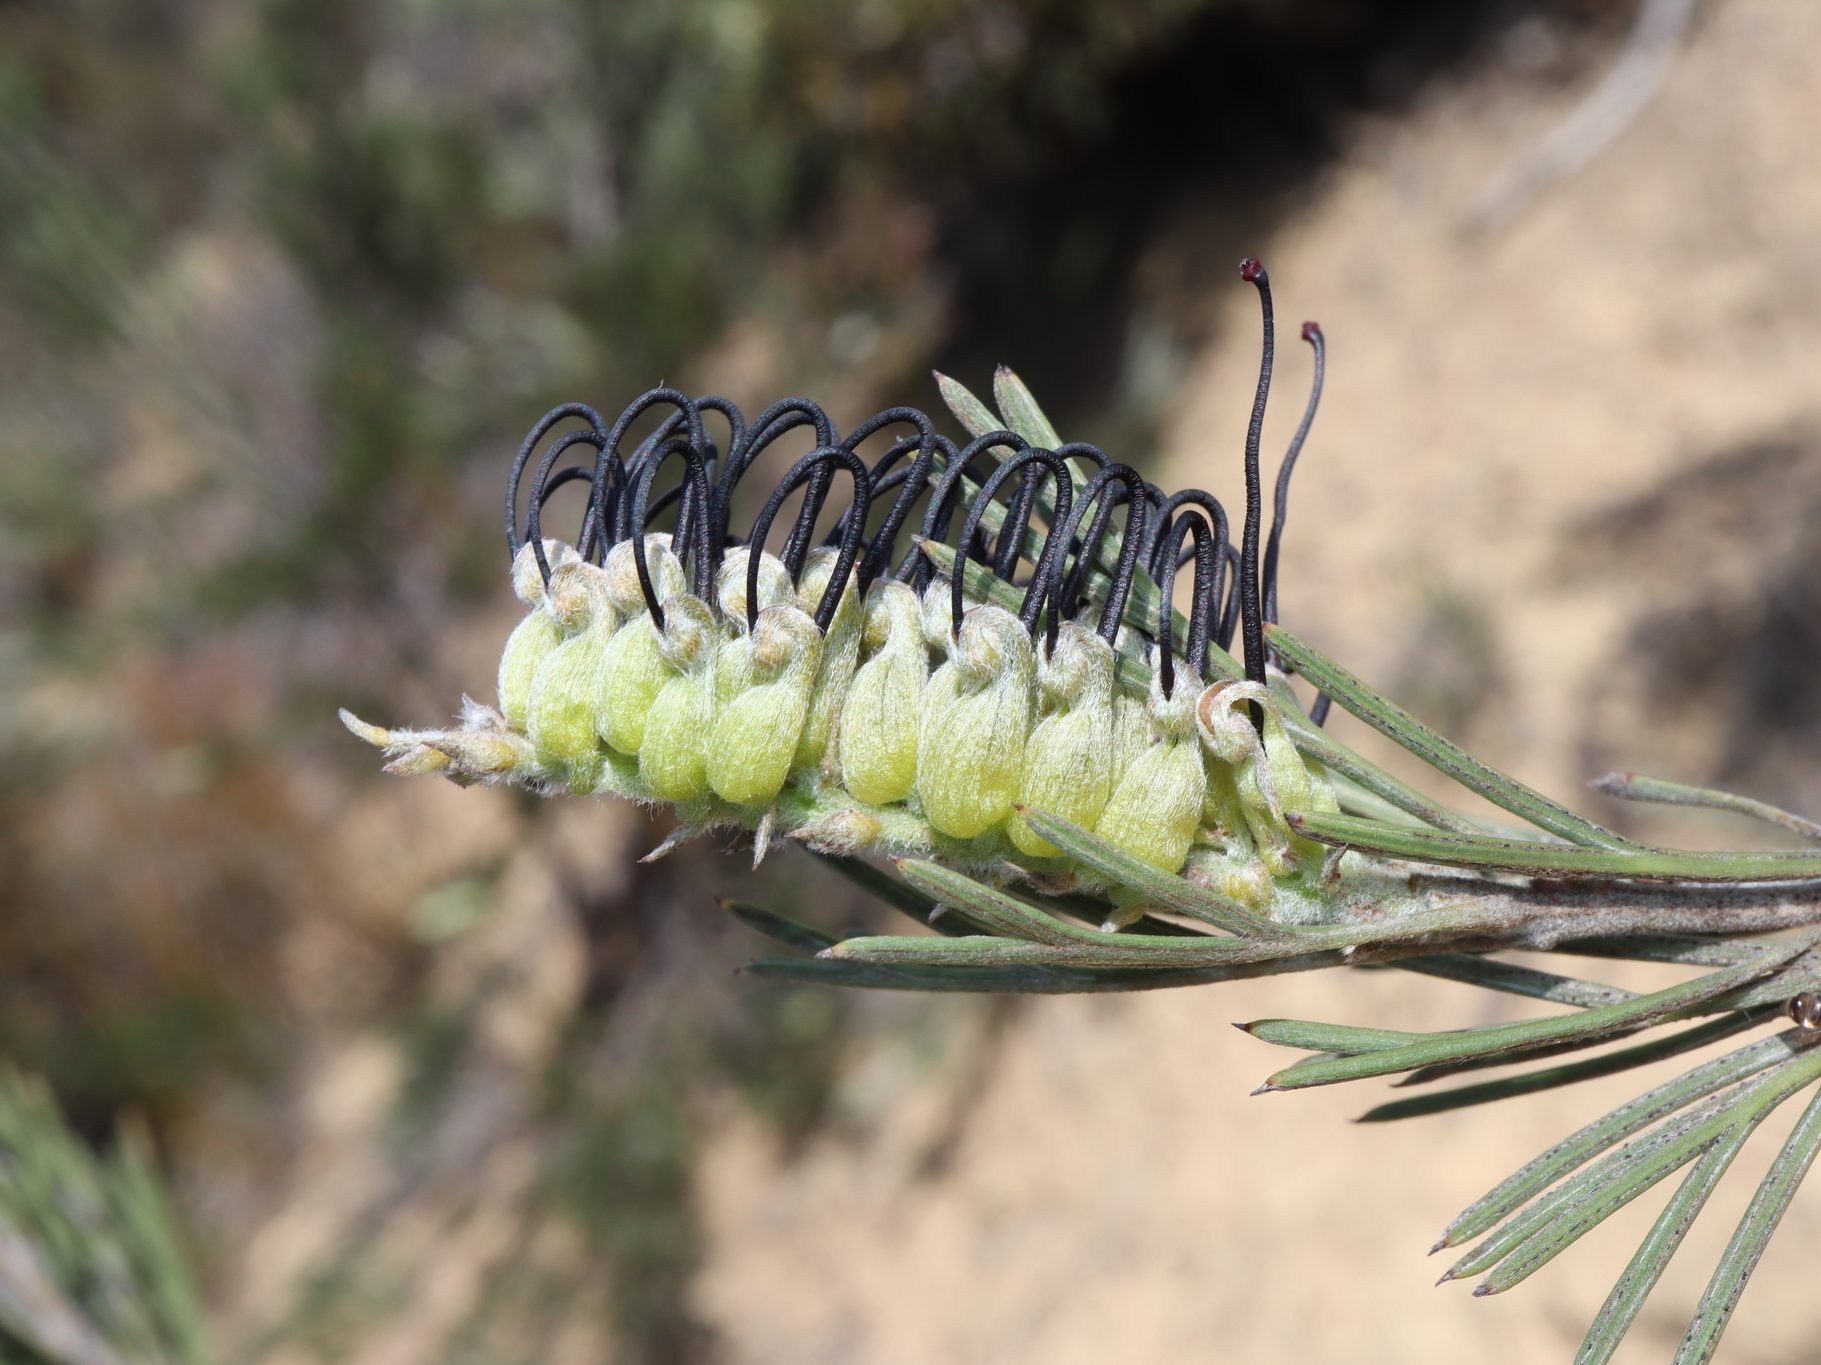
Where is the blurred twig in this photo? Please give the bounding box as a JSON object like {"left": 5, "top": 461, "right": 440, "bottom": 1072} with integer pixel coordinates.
{"left": 1467, "top": 0, "right": 1700, "bottom": 234}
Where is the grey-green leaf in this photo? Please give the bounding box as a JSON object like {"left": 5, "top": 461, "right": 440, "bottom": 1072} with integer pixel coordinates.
{"left": 1673, "top": 1078, "right": 1821, "bottom": 1364}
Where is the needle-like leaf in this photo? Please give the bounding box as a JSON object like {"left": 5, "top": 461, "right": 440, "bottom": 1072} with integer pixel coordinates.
{"left": 1442, "top": 1034, "right": 1817, "bottom": 1249}
{"left": 1264, "top": 945, "right": 1806, "bottom": 1093}
{"left": 1475, "top": 1056, "right": 1821, "bottom": 1295}
{"left": 719, "top": 899, "right": 837, "bottom": 954}
{"left": 1290, "top": 810, "right": 1821, "bottom": 882}
{"left": 991, "top": 365, "right": 1064, "bottom": 452}
{"left": 1013, "top": 807, "right": 1291, "bottom": 938}
{"left": 1575, "top": 1123, "right": 1754, "bottom": 1365}
{"left": 1674, "top": 1081, "right": 1821, "bottom": 1364}
{"left": 1266, "top": 626, "right": 1632, "bottom": 849}
{"left": 1360, "top": 1012, "right": 1773, "bottom": 1123}
{"left": 1592, "top": 771, "right": 1821, "bottom": 846}
{"left": 1392, "top": 955, "right": 1635, "bottom": 1009}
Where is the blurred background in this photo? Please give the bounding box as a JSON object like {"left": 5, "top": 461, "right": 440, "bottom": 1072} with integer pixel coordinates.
{"left": 4, "top": 0, "right": 1821, "bottom": 1360}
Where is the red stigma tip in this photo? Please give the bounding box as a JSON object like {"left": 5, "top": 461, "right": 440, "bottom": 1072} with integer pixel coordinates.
{"left": 1302, "top": 321, "right": 1322, "bottom": 342}
{"left": 1239, "top": 257, "right": 1264, "bottom": 282}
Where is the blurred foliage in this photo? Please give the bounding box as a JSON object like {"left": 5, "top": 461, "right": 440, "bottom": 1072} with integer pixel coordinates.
{"left": 0, "top": 1069, "right": 208, "bottom": 1364}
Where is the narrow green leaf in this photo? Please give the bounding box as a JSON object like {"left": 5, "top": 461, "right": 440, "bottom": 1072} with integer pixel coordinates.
{"left": 933, "top": 371, "right": 999, "bottom": 440}
{"left": 1576, "top": 1124, "right": 1754, "bottom": 1365}
{"left": 894, "top": 861, "right": 1119, "bottom": 948}
{"left": 992, "top": 365, "right": 1064, "bottom": 450}
{"left": 1363, "top": 1013, "right": 1772, "bottom": 1122}
{"left": 1266, "top": 625, "right": 1631, "bottom": 849}
{"left": 834, "top": 899, "right": 1500, "bottom": 975}
{"left": 1479, "top": 1053, "right": 1821, "bottom": 1294}
{"left": 1591, "top": 771, "right": 1821, "bottom": 846}
{"left": 720, "top": 899, "right": 836, "bottom": 954}
{"left": 1264, "top": 944, "right": 1806, "bottom": 1093}
{"left": 1447, "top": 1084, "right": 1747, "bottom": 1282}
{"left": 742, "top": 955, "right": 1269, "bottom": 994}
{"left": 1560, "top": 936, "right": 1766, "bottom": 969}
{"left": 1674, "top": 1079, "right": 1821, "bottom": 1364}
{"left": 830, "top": 902, "right": 1495, "bottom": 971}
{"left": 1333, "top": 776, "right": 1450, "bottom": 830}
{"left": 1015, "top": 806, "right": 1292, "bottom": 939}
{"left": 1393, "top": 955, "right": 1636, "bottom": 1010}
{"left": 1443, "top": 1034, "right": 1813, "bottom": 1248}
{"left": 1276, "top": 711, "right": 1489, "bottom": 836}
{"left": 813, "top": 851, "right": 990, "bottom": 937}
{"left": 1029, "top": 888, "right": 1208, "bottom": 937}
{"left": 1241, "top": 1019, "right": 1427, "bottom": 1053}
{"left": 1290, "top": 810, "right": 1821, "bottom": 882}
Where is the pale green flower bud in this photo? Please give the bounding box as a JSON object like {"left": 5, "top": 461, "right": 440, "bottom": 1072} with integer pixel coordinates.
{"left": 510, "top": 538, "right": 576, "bottom": 608}
{"left": 638, "top": 594, "right": 721, "bottom": 802}
{"left": 383, "top": 743, "right": 453, "bottom": 777}
{"left": 603, "top": 533, "right": 684, "bottom": 617}
{"left": 707, "top": 604, "right": 823, "bottom": 807}
{"left": 788, "top": 806, "right": 884, "bottom": 857}
{"left": 714, "top": 545, "right": 792, "bottom": 635}
{"left": 1112, "top": 691, "right": 1152, "bottom": 770}
{"left": 1201, "top": 757, "right": 1254, "bottom": 850}
{"left": 1261, "top": 693, "right": 1340, "bottom": 818}
{"left": 1008, "top": 623, "right": 1116, "bottom": 857}
{"left": 838, "top": 580, "right": 927, "bottom": 807}
{"left": 793, "top": 548, "right": 863, "bottom": 780}
{"left": 916, "top": 603, "right": 1034, "bottom": 839}
{"left": 919, "top": 575, "right": 978, "bottom": 652}
{"left": 1095, "top": 674, "right": 1207, "bottom": 872}
{"left": 341, "top": 703, "right": 542, "bottom": 786}
{"left": 498, "top": 540, "right": 580, "bottom": 731}
{"left": 1218, "top": 857, "right": 1274, "bottom": 910}
{"left": 526, "top": 563, "right": 617, "bottom": 793}
{"left": 429, "top": 725, "right": 540, "bottom": 781}
{"left": 712, "top": 546, "right": 791, "bottom": 710}
{"left": 596, "top": 537, "right": 686, "bottom": 756}
{"left": 1197, "top": 681, "right": 1297, "bottom": 875}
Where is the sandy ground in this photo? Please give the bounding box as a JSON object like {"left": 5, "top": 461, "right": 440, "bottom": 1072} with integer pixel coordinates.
{"left": 688, "top": 3, "right": 1821, "bottom": 1360}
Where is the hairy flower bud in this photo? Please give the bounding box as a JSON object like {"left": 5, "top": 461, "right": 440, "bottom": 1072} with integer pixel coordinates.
{"left": 596, "top": 537, "right": 686, "bottom": 756}
{"left": 793, "top": 548, "right": 862, "bottom": 780}
{"left": 638, "top": 594, "right": 720, "bottom": 802}
{"left": 1197, "top": 681, "right": 1308, "bottom": 875}
{"left": 1008, "top": 623, "right": 1117, "bottom": 857}
{"left": 1096, "top": 674, "right": 1207, "bottom": 872}
{"left": 788, "top": 806, "right": 884, "bottom": 856}
{"left": 919, "top": 575, "right": 967, "bottom": 652}
{"left": 707, "top": 604, "right": 823, "bottom": 807}
{"left": 525, "top": 562, "right": 616, "bottom": 791}
{"left": 838, "top": 580, "right": 927, "bottom": 806}
{"left": 917, "top": 603, "right": 1034, "bottom": 839}
{"left": 714, "top": 545, "right": 792, "bottom": 633}
{"left": 498, "top": 540, "right": 579, "bottom": 730}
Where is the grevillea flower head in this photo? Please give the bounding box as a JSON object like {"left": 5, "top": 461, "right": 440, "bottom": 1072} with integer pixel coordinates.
{"left": 344, "top": 260, "right": 1339, "bottom": 903}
